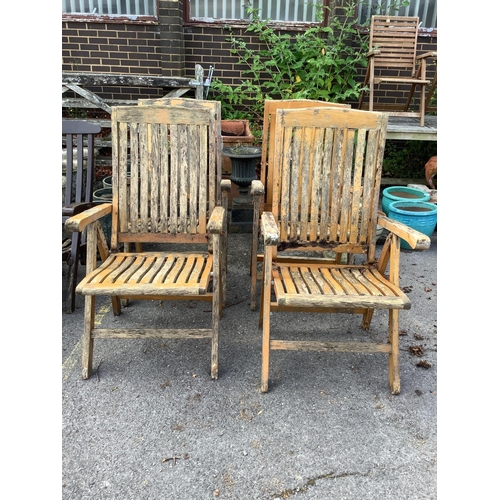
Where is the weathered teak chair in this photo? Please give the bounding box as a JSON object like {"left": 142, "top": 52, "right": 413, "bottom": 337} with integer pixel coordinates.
{"left": 65, "top": 100, "right": 230, "bottom": 380}
{"left": 250, "top": 99, "right": 350, "bottom": 309}
{"left": 62, "top": 119, "right": 102, "bottom": 313}
{"left": 255, "top": 106, "right": 431, "bottom": 394}
{"left": 357, "top": 16, "right": 437, "bottom": 127}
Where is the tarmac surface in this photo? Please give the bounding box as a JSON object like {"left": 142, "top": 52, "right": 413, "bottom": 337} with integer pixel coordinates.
{"left": 62, "top": 231, "right": 437, "bottom": 500}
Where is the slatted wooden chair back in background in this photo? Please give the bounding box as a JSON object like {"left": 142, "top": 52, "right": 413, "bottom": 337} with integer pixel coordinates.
{"left": 250, "top": 99, "right": 350, "bottom": 309}
{"left": 65, "top": 100, "right": 230, "bottom": 380}
{"left": 357, "top": 16, "right": 437, "bottom": 126}
{"left": 257, "top": 106, "right": 431, "bottom": 393}
{"left": 62, "top": 119, "right": 101, "bottom": 313}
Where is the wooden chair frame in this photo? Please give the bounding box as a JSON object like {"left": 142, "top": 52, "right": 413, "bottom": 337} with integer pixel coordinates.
{"left": 357, "top": 16, "right": 437, "bottom": 127}
{"left": 250, "top": 99, "right": 350, "bottom": 309}
{"left": 255, "top": 106, "right": 431, "bottom": 394}
{"left": 62, "top": 119, "right": 102, "bottom": 313}
{"left": 65, "top": 100, "right": 231, "bottom": 380}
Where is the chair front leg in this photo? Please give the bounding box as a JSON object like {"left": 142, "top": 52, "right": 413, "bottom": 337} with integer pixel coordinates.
{"left": 211, "top": 232, "right": 221, "bottom": 380}
{"left": 260, "top": 245, "right": 273, "bottom": 393}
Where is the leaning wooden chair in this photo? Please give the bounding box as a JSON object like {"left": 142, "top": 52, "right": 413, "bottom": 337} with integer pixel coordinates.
{"left": 250, "top": 99, "right": 350, "bottom": 309}
{"left": 357, "top": 16, "right": 437, "bottom": 127}
{"left": 255, "top": 106, "right": 431, "bottom": 394}
{"left": 62, "top": 119, "right": 102, "bottom": 313}
{"left": 65, "top": 100, "right": 230, "bottom": 380}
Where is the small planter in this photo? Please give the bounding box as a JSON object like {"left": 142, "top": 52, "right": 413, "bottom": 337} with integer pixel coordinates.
{"left": 222, "top": 145, "right": 261, "bottom": 205}
{"left": 381, "top": 186, "right": 430, "bottom": 215}
{"left": 387, "top": 201, "right": 437, "bottom": 250}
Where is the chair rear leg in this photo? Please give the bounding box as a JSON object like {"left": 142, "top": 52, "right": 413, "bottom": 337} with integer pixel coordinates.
{"left": 82, "top": 295, "right": 96, "bottom": 379}
{"left": 388, "top": 309, "right": 400, "bottom": 395}
{"left": 362, "top": 309, "right": 374, "bottom": 330}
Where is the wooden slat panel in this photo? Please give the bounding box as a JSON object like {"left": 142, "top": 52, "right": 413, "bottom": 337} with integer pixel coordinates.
{"left": 339, "top": 128, "right": 355, "bottom": 242}
{"left": 319, "top": 128, "right": 334, "bottom": 241}
{"left": 129, "top": 122, "right": 140, "bottom": 233}
{"left": 159, "top": 123, "right": 170, "bottom": 232}
{"left": 178, "top": 124, "right": 189, "bottom": 232}
{"left": 270, "top": 340, "right": 391, "bottom": 353}
{"left": 149, "top": 123, "right": 160, "bottom": 232}
{"left": 92, "top": 329, "right": 213, "bottom": 339}
{"left": 78, "top": 253, "right": 213, "bottom": 295}
{"left": 169, "top": 124, "right": 179, "bottom": 234}
{"left": 329, "top": 128, "right": 344, "bottom": 241}
{"left": 139, "top": 122, "right": 150, "bottom": 232}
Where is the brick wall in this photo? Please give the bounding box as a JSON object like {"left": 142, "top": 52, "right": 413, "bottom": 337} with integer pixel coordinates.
{"left": 62, "top": 3, "right": 437, "bottom": 109}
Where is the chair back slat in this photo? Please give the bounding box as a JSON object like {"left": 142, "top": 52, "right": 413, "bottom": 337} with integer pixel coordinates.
{"left": 110, "top": 102, "right": 221, "bottom": 249}
{"left": 272, "top": 107, "right": 387, "bottom": 257}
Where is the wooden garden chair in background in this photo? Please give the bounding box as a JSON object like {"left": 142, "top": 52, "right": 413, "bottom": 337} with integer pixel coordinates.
{"left": 255, "top": 106, "right": 431, "bottom": 394}
{"left": 65, "top": 100, "right": 230, "bottom": 380}
{"left": 357, "top": 16, "right": 437, "bottom": 126}
{"left": 62, "top": 119, "right": 101, "bottom": 313}
{"left": 250, "top": 99, "right": 350, "bottom": 309}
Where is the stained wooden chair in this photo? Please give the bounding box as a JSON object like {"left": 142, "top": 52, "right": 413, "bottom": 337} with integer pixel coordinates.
{"left": 357, "top": 16, "right": 437, "bottom": 126}
{"left": 62, "top": 119, "right": 101, "bottom": 313}
{"left": 255, "top": 106, "right": 431, "bottom": 394}
{"left": 250, "top": 99, "right": 350, "bottom": 309}
{"left": 65, "top": 100, "right": 230, "bottom": 380}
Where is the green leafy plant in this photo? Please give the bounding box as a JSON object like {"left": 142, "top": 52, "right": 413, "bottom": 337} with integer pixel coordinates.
{"left": 211, "top": 1, "right": 372, "bottom": 135}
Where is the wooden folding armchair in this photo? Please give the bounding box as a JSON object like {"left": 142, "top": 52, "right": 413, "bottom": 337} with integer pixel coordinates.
{"left": 255, "top": 106, "right": 431, "bottom": 393}
{"left": 250, "top": 99, "right": 350, "bottom": 309}
{"left": 62, "top": 119, "right": 101, "bottom": 313}
{"left": 65, "top": 100, "right": 230, "bottom": 380}
{"left": 357, "top": 16, "right": 437, "bottom": 127}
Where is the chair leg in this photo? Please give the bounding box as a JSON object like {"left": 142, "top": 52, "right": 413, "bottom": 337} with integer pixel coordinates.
{"left": 81, "top": 295, "right": 96, "bottom": 379}
{"left": 260, "top": 247, "right": 273, "bottom": 392}
{"left": 211, "top": 239, "right": 220, "bottom": 380}
{"left": 420, "top": 85, "right": 425, "bottom": 127}
{"left": 65, "top": 232, "right": 82, "bottom": 314}
{"left": 388, "top": 309, "right": 400, "bottom": 395}
{"left": 211, "top": 292, "right": 219, "bottom": 381}
{"left": 362, "top": 309, "right": 374, "bottom": 330}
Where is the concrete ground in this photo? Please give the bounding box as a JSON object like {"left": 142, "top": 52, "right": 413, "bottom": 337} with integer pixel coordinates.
{"left": 61, "top": 231, "right": 437, "bottom": 499}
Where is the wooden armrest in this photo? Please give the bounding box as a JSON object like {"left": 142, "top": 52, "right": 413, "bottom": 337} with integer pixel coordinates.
{"left": 365, "top": 49, "right": 381, "bottom": 58}
{"left": 377, "top": 214, "right": 431, "bottom": 250}
{"left": 62, "top": 201, "right": 98, "bottom": 217}
{"left": 221, "top": 179, "right": 231, "bottom": 193}
{"left": 207, "top": 206, "right": 225, "bottom": 234}
{"left": 65, "top": 203, "right": 112, "bottom": 233}
{"left": 416, "top": 51, "right": 437, "bottom": 60}
{"left": 261, "top": 212, "right": 279, "bottom": 246}
{"left": 251, "top": 179, "right": 265, "bottom": 197}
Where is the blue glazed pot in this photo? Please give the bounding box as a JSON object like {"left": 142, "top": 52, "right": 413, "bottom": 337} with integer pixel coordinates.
{"left": 387, "top": 200, "right": 437, "bottom": 250}
{"left": 382, "top": 186, "right": 430, "bottom": 215}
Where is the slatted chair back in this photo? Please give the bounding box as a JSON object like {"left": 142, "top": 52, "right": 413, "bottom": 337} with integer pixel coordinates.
{"left": 62, "top": 119, "right": 101, "bottom": 214}
{"left": 260, "top": 100, "right": 350, "bottom": 210}
{"left": 271, "top": 106, "right": 388, "bottom": 263}
{"left": 109, "top": 102, "right": 221, "bottom": 250}
{"left": 358, "top": 15, "right": 436, "bottom": 127}
{"left": 369, "top": 16, "right": 419, "bottom": 73}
